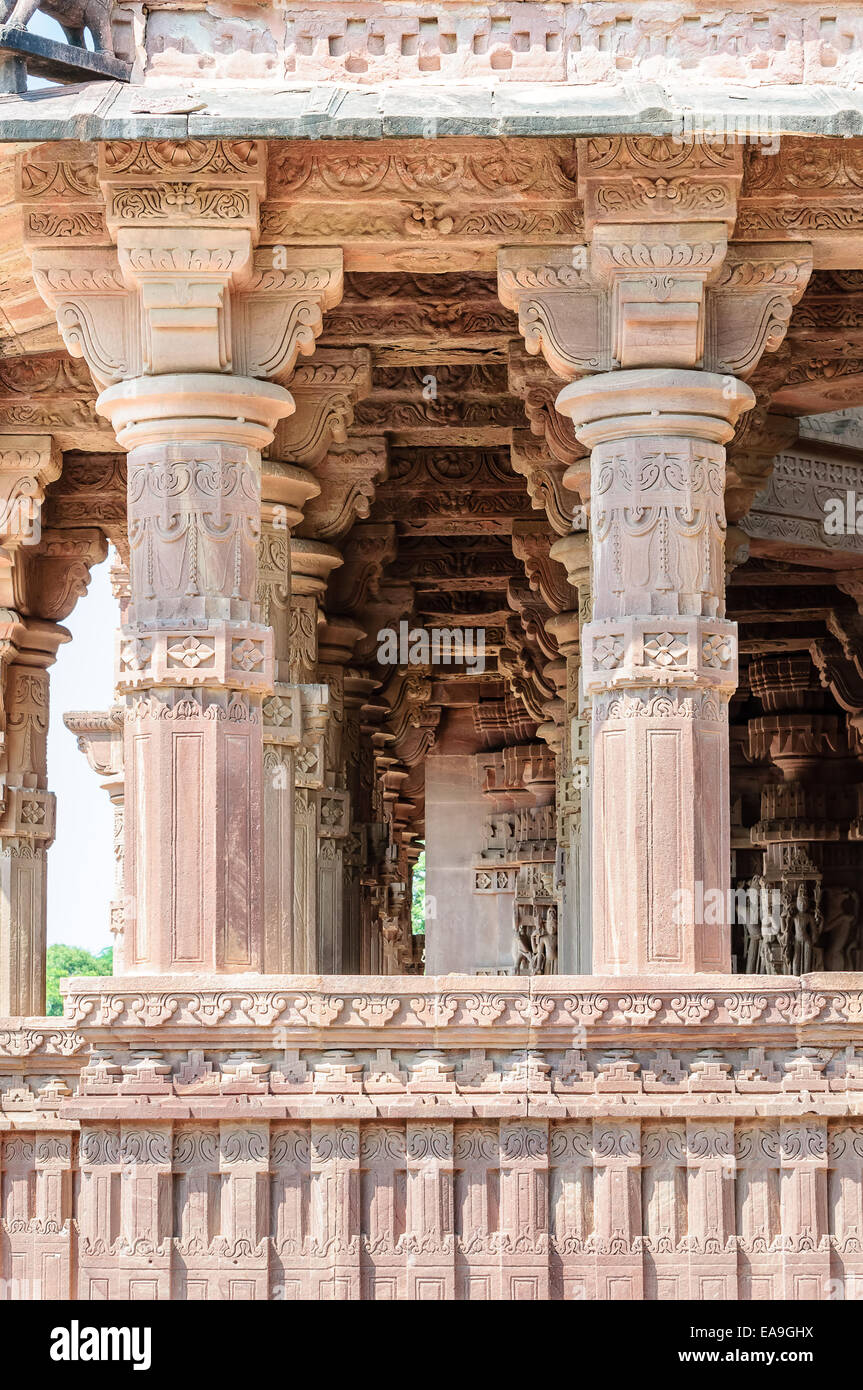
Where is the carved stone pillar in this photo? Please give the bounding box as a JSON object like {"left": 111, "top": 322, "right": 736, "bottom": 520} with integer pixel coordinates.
{"left": 104, "top": 378, "right": 291, "bottom": 974}
{"left": 498, "top": 138, "right": 811, "bottom": 975}
{"left": 286, "top": 427, "right": 386, "bottom": 976}
{"left": 316, "top": 616, "right": 363, "bottom": 974}
{"left": 558, "top": 371, "right": 754, "bottom": 973}
{"left": 22, "top": 137, "right": 343, "bottom": 977}
{"left": 258, "top": 462, "right": 319, "bottom": 974}
{"left": 0, "top": 618, "right": 67, "bottom": 1015}
{"left": 287, "top": 538, "right": 341, "bottom": 970}
{"left": 548, "top": 531, "right": 592, "bottom": 973}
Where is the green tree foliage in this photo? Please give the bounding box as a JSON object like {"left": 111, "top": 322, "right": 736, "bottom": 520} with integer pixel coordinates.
{"left": 45, "top": 943, "right": 113, "bottom": 1017}
{"left": 410, "top": 851, "right": 426, "bottom": 935}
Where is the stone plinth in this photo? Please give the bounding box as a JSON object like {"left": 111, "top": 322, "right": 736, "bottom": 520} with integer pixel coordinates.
{"left": 0, "top": 971, "right": 860, "bottom": 1301}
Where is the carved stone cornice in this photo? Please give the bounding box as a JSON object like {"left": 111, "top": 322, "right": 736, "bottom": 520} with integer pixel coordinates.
{"left": 15, "top": 140, "right": 103, "bottom": 247}
{"left": 740, "top": 446, "right": 863, "bottom": 564}
{"left": 261, "top": 137, "right": 582, "bottom": 272}
{"left": 40, "top": 969, "right": 863, "bottom": 1045}
{"left": 772, "top": 354, "right": 863, "bottom": 414}
{"left": 789, "top": 272, "right": 863, "bottom": 357}
{"left": 737, "top": 139, "right": 863, "bottom": 262}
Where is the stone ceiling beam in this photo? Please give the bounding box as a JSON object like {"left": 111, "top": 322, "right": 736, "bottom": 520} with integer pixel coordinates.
{"left": 261, "top": 137, "right": 582, "bottom": 274}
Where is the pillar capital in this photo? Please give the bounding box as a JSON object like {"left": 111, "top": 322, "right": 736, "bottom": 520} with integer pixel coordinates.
{"left": 497, "top": 143, "right": 810, "bottom": 381}
{"left": 499, "top": 241, "right": 811, "bottom": 381}
{"left": 95, "top": 371, "right": 294, "bottom": 450}
{"left": 558, "top": 368, "right": 756, "bottom": 975}
{"left": 549, "top": 529, "right": 590, "bottom": 596}
{"left": 21, "top": 138, "right": 342, "bottom": 392}
{"left": 271, "top": 348, "right": 372, "bottom": 467}
{"left": 261, "top": 459, "right": 321, "bottom": 532}
{"left": 289, "top": 536, "right": 344, "bottom": 598}
{"left": 0, "top": 433, "right": 61, "bottom": 523}
{"left": 0, "top": 432, "right": 63, "bottom": 610}
{"left": 556, "top": 367, "right": 755, "bottom": 449}
{"left": 300, "top": 437, "right": 388, "bottom": 544}
{"left": 16, "top": 139, "right": 349, "bottom": 984}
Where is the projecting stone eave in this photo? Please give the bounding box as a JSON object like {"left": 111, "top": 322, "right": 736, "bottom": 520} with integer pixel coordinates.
{"left": 2, "top": 81, "right": 863, "bottom": 142}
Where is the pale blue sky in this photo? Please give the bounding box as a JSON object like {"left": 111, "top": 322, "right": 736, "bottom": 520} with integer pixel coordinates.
{"left": 47, "top": 558, "right": 118, "bottom": 952}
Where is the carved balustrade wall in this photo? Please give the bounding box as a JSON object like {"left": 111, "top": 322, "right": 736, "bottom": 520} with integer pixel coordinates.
{"left": 3, "top": 977, "right": 863, "bottom": 1300}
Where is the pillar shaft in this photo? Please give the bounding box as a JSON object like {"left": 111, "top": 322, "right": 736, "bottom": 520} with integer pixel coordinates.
{"left": 258, "top": 465, "right": 321, "bottom": 974}
{"left": 558, "top": 369, "right": 754, "bottom": 974}
{"left": 548, "top": 542, "right": 592, "bottom": 974}
{"left": 106, "top": 376, "right": 292, "bottom": 973}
